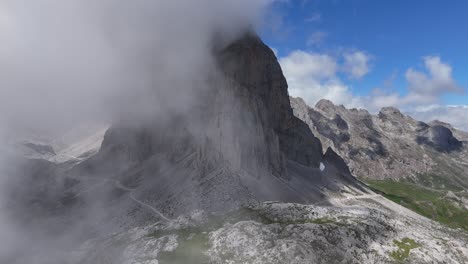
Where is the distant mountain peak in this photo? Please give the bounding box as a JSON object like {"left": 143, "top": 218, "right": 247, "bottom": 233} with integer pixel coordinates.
{"left": 378, "top": 106, "right": 404, "bottom": 119}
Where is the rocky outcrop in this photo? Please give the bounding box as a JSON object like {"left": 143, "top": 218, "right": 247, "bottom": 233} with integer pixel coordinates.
{"left": 291, "top": 97, "right": 468, "bottom": 189}
{"left": 68, "top": 199, "right": 468, "bottom": 264}
{"left": 418, "top": 125, "right": 462, "bottom": 151}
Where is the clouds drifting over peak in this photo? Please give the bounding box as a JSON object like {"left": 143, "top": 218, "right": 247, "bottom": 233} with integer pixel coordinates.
{"left": 0, "top": 0, "right": 269, "bottom": 136}
{"left": 0, "top": 0, "right": 275, "bottom": 262}
{"left": 279, "top": 49, "right": 370, "bottom": 107}
{"left": 410, "top": 105, "right": 468, "bottom": 132}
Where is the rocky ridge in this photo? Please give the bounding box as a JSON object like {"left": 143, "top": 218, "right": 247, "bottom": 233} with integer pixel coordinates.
{"left": 290, "top": 97, "right": 468, "bottom": 189}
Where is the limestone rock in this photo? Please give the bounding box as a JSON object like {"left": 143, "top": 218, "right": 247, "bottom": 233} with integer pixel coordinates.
{"left": 290, "top": 96, "right": 468, "bottom": 190}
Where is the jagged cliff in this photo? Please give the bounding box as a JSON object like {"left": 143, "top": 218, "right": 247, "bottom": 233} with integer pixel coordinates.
{"left": 72, "top": 33, "right": 363, "bottom": 219}
{"left": 290, "top": 96, "right": 468, "bottom": 189}
{"left": 5, "top": 33, "right": 365, "bottom": 232}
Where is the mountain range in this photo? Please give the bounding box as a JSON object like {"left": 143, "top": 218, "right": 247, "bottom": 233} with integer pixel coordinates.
{"left": 291, "top": 97, "right": 468, "bottom": 189}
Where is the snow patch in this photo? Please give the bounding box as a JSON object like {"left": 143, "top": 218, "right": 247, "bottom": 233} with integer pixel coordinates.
{"left": 319, "top": 162, "right": 325, "bottom": 171}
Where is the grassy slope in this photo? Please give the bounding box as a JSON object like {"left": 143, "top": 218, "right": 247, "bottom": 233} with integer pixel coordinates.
{"left": 365, "top": 180, "right": 468, "bottom": 231}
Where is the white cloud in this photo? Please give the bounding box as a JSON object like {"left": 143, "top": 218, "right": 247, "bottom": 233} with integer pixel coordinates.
{"left": 366, "top": 56, "right": 464, "bottom": 111}
{"left": 306, "top": 31, "right": 328, "bottom": 46}
{"left": 280, "top": 50, "right": 337, "bottom": 80}
{"left": 410, "top": 105, "right": 468, "bottom": 132}
{"left": 281, "top": 50, "right": 465, "bottom": 127}
{"left": 343, "top": 51, "right": 372, "bottom": 79}
{"left": 0, "top": 0, "right": 270, "bottom": 134}
{"left": 405, "top": 56, "right": 462, "bottom": 100}
{"left": 279, "top": 50, "right": 363, "bottom": 107}
{"left": 367, "top": 91, "right": 401, "bottom": 110}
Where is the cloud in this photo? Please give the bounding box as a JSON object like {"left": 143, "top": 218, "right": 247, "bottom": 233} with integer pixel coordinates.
{"left": 281, "top": 50, "right": 465, "bottom": 126}
{"left": 410, "top": 105, "right": 468, "bottom": 132}
{"left": 276, "top": 20, "right": 464, "bottom": 129}
{"left": 343, "top": 51, "right": 372, "bottom": 79}
{"left": 405, "top": 56, "right": 462, "bottom": 101}
{"left": 280, "top": 50, "right": 337, "bottom": 80}
{"left": 366, "top": 56, "right": 464, "bottom": 111}
{"left": 0, "top": 0, "right": 269, "bottom": 136}
{"left": 279, "top": 50, "right": 363, "bottom": 107}
{"left": 306, "top": 31, "right": 328, "bottom": 46}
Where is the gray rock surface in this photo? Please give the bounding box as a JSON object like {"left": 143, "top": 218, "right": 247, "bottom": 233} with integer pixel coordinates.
{"left": 291, "top": 97, "right": 468, "bottom": 189}
{"left": 57, "top": 33, "right": 361, "bottom": 221}
{"left": 67, "top": 197, "right": 468, "bottom": 264}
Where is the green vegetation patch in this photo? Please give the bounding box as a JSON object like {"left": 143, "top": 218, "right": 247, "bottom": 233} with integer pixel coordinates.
{"left": 308, "top": 217, "right": 336, "bottom": 225}
{"left": 405, "top": 172, "right": 465, "bottom": 192}
{"left": 390, "top": 237, "right": 421, "bottom": 262}
{"left": 158, "top": 232, "right": 210, "bottom": 264}
{"left": 239, "top": 208, "right": 347, "bottom": 226}
{"left": 365, "top": 180, "right": 468, "bottom": 231}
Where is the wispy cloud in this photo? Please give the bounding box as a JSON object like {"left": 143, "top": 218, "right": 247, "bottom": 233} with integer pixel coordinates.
{"left": 405, "top": 56, "right": 463, "bottom": 103}
{"left": 306, "top": 31, "right": 328, "bottom": 46}
{"left": 305, "top": 12, "right": 321, "bottom": 22}
{"left": 410, "top": 105, "right": 468, "bottom": 132}
{"left": 342, "top": 51, "right": 372, "bottom": 79}
{"left": 367, "top": 56, "right": 464, "bottom": 110}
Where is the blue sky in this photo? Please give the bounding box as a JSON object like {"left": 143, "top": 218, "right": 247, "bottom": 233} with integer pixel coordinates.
{"left": 259, "top": 0, "right": 468, "bottom": 112}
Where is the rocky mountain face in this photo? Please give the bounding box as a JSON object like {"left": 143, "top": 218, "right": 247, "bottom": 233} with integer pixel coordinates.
{"left": 4, "top": 33, "right": 363, "bottom": 236}
{"left": 290, "top": 97, "right": 468, "bottom": 189}
{"left": 3, "top": 34, "right": 468, "bottom": 264}
{"left": 64, "top": 33, "right": 362, "bottom": 219}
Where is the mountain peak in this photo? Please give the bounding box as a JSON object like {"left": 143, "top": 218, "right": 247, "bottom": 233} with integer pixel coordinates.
{"left": 429, "top": 119, "right": 453, "bottom": 129}
{"left": 14, "top": 33, "right": 361, "bottom": 224}
{"left": 378, "top": 106, "right": 404, "bottom": 119}
{"left": 315, "top": 99, "right": 338, "bottom": 112}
